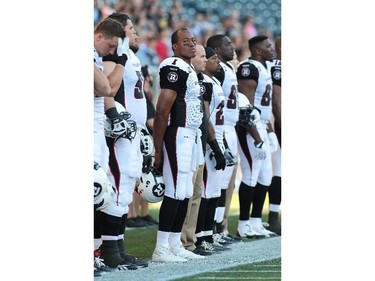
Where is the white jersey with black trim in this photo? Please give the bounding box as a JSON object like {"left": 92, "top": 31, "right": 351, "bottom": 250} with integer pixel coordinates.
{"left": 237, "top": 59, "right": 273, "bottom": 121}
{"left": 94, "top": 48, "right": 104, "bottom": 121}
{"left": 158, "top": 57, "right": 203, "bottom": 129}
{"left": 218, "top": 61, "right": 239, "bottom": 127}
{"left": 266, "top": 59, "right": 281, "bottom": 87}
{"left": 202, "top": 73, "right": 225, "bottom": 146}
{"left": 121, "top": 49, "right": 147, "bottom": 127}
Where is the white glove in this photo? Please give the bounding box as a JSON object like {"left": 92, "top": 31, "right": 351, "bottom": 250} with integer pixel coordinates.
{"left": 268, "top": 132, "right": 279, "bottom": 153}
{"left": 224, "top": 148, "right": 238, "bottom": 166}
{"left": 253, "top": 141, "right": 266, "bottom": 160}
{"left": 249, "top": 107, "right": 261, "bottom": 125}
{"left": 117, "top": 37, "right": 129, "bottom": 56}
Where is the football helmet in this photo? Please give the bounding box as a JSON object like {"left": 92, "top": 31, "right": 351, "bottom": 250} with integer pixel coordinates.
{"left": 237, "top": 92, "right": 260, "bottom": 128}
{"left": 140, "top": 128, "right": 154, "bottom": 156}
{"left": 94, "top": 162, "right": 116, "bottom": 210}
{"left": 104, "top": 102, "right": 137, "bottom": 140}
{"left": 136, "top": 168, "right": 165, "bottom": 203}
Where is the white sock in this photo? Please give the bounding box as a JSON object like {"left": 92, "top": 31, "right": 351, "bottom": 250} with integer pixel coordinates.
{"left": 156, "top": 230, "right": 170, "bottom": 247}
{"left": 269, "top": 204, "right": 280, "bottom": 212}
{"left": 168, "top": 232, "right": 181, "bottom": 246}
{"left": 238, "top": 220, "right": 249, "bottom": 228}
{"left": 214, "top": 207, "right": 225, "bottom": 223}
{"left": 94, "top": 238, "right": 102, "bottom": 250}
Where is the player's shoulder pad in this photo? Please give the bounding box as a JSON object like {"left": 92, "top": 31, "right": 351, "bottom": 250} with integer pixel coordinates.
{"left": 237, "top": 60, "right": 258, "bottom": 79}
{"left": 159, "top": 57, "right": 192, "bottom": 73}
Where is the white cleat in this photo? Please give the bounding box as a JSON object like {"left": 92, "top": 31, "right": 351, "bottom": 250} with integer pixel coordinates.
{"left": 170, "top": 243, "right": 205, "bottom": 259}
{"left": 152, "top": 244, "right": 188, "bottom": 263}
{"left": 250, "top": 221, "right": 276, "bottom": 238}
{"left": 237, "top": 223, "right": 266, "bottom": 238}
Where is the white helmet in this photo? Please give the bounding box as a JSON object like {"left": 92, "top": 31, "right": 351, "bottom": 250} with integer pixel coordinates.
{"left": 140, "top": 128, "right": 154, "bottom": 156}
{"left": 104, "top": 102, "right": 137, "bottom": 140}
{"left": 238, "top": 92, "right": 250, "bottom": 108}
{"left": 94, "top": 162, "right": 116, "bottom": 210}
{"left": 136, "top": 168, "right": 165, "bottom": 203}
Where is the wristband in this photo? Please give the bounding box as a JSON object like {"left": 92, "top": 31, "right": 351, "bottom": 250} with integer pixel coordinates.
{"left": 105, "top": 107, "right": 120, "bottom": 119}
{"left": 254, "top": 141, "right": 264, "bottom": 148}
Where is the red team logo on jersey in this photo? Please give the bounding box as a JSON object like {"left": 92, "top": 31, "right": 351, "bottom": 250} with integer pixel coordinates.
{"left": 167, "top": 72, "right": 178, "bottom": 82}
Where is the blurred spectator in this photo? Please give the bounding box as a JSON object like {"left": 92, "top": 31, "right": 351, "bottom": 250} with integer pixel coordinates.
{"left": 155, "top": 28, "right": 172, "bottom": 62}
{"left": 137, "top": 34, "right": 160, "bottom": 67}
{"left": 243, "top": 16, "right": 258, "bottom": 39}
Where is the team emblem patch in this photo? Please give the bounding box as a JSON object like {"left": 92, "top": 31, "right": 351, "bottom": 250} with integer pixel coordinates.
{"left": 167, "top": 72, "right": 178, "bottom": 82}
{"left": 273, "top": 70, "right": 281, "bottom": 80}
{"left": 241, "top": 67, "right": 250, "bottom": 77}
{"left": 200, "top": 85, "right": 206, "bottom": 94}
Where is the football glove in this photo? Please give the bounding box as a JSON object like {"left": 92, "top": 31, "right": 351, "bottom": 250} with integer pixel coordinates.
{"left": 142, "top": 154, "right": 153, "bottom": 173}
{"left": 222, "top": 138, "right": 237, "bottom": 166}
{"left": 208, "top": 140, "right": 226, "bottom": 171}
{"left": 116, "top": 37, "right": 129, "bottom": 66}
{"left": 268, "top": 132, "right": 279, "bottom": 153}
{"left": 249, "top": 106, "right": 261, "bottom": 125}
{"left": 253, "top": 141, "right": 266, "bottom": 160}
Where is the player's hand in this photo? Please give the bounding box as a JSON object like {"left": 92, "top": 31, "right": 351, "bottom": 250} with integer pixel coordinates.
{"left": 153, "top": 150, "right": 163, "bottom": 175}
{"left": 117, "top": 37, "right": 129, "bottom": 56}
{"left": 116, "top": 37, "right": 129, "bottom": 66}
{"left": 253, "top": 141, "right": 266, "bottom": 160}
{"left": 268, "top": 132, "right": 279, "bottom": 153}
{"left": 142, "top": 155, "right": 153, "bottom": 173}
{"left": 224, "top": 148, "right": 237, "bottom": 167}
{"left": 249, "top": 106, "right": 261, "bottom": 125}
{"left": 208, "top": 140, "right": 226, "bottom": 171}
{"left": 110, "top": 115, "right": 129, "bottom": 136}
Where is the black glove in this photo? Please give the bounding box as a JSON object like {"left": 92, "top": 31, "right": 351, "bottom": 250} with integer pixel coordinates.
{"left": 208, "top": 140, "right": 226, "bottom": 171}
{"left": 142, "top": 155, "right": 152, "bottom": 173}
{"left": 105, "top": 107, "right": 128, "bottom": 136}
{"left": 117, "top": 53, "right": 128, "bottom": 66}
{"left": 102, "top": 53, "right": 128, "bottom": 67}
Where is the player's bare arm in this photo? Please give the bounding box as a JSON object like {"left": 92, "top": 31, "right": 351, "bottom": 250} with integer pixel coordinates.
{"left": 94, "top": 63, "right": 111, "bottom": 97}
{"left": 238, "top": 79, "right": 256, "bottom": 105}
{"left": 204, "top": 100, "right": 217, "bottom": 143}
{"left": 103, "top": 60, "right": 125, "bottom": 97}
{"left": 153, "top": 88, "right": 177, "bottom": 172}
{"left": 272, "top": 84, "right": 281, "bottom": 126}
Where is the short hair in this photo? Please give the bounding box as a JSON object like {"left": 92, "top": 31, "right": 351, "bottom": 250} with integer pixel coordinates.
{"left": 171, "top": 28, "right": 189, "bottom": 45}
{"left": 94, "top": 18, "right": 125, "bottom": 39}
{"left": 206, "top": 34, "right": 226, "bottom": 49}
{"left": 248, "top": 35, "right": 268, "bottom": 51}
{"left": 107, "top": 12, "right": 131, "bottom": 27}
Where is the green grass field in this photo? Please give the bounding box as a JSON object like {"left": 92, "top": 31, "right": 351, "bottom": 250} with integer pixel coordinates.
{"left": 124, "top": 193, "right": 281, "bottom": 260}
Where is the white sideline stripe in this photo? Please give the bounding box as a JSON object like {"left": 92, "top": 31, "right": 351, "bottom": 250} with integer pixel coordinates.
{"left": 197, "top": 276, "right": 277, "bottom": 280}
{"left": 96, "top": 236, "right": 281, "bottom": 281}
{"left": 215, "top": 270, "right": 281, "bottom": 272}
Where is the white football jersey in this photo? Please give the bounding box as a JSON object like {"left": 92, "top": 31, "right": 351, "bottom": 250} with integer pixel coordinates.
{"left": 216, "top": 61, "right": 239, "bottom": 127}
{"left": 202, "top": 73, "right": 225, "bottom": 147}
{"left": 121, "top": 49, "right": 147, "bottom": 127}
{"left": 94, "top": 48, "right": 105, "bottom": 121}
{"left": 237, "top": 59, "right": 273, "bottom": 121}
{"left": 158, "top": 57, "right": 203, "bottom": 129}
